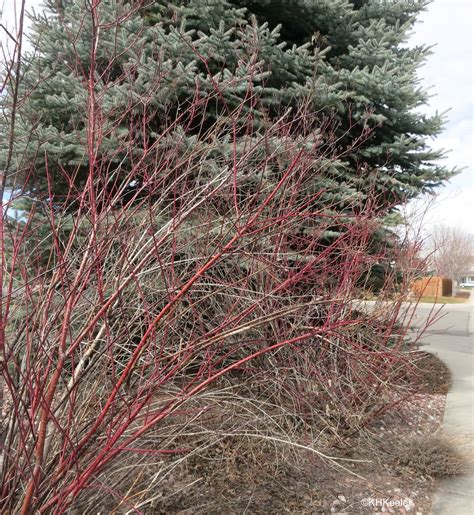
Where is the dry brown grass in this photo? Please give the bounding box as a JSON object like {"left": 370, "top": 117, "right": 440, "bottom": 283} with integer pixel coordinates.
{"left": 68, "top": 381, "right": 341, "bottom": 513}
{"left": 395, "top": 433, "right": 465, "bottom": 479}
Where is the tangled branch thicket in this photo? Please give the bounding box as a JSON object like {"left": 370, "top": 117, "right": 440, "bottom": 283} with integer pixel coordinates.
{"left": 1, "top": 3, "right": 426, "bottom": 512}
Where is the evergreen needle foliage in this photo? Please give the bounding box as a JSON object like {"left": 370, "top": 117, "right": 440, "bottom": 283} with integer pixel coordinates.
{"left": 1, "top": 0, "right": 455, "bottom": 209}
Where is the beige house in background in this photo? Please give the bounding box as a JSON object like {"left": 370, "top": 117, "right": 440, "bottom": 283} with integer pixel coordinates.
{"left": 460, "top": 257, "right": 474, "bottom": 287}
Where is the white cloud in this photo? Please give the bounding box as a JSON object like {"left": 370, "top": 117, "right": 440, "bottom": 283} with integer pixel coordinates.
{"left": 425, "top": 189, "right": 474, "bottom": 233}
{"left": 407, "top": 0, "right": 473, "bottom": 232}
{"left": 1, "top": 0, "right": 43, "bottom": 59}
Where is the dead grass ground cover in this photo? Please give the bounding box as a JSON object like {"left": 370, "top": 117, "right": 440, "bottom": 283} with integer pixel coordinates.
{"left": 417, "top": 296, "right": 468, "bottom": 305}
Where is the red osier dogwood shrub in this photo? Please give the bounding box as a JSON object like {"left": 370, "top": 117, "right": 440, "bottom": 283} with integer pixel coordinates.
{"left": 0, "top": 5, "right": 419, "bottom": 511}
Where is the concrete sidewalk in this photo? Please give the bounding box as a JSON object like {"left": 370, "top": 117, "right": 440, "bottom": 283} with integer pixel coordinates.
{"left": 353, "top": 298, "right": 474, "bottom": 335}
{"left": 421, "top": 293, "right": 474, "bottom": 514}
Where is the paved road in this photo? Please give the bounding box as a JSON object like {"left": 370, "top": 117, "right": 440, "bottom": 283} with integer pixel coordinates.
{"left": 353, "top": 300, "right": 474, "bottom": 338}
{"left": 417, "top": 299, "right": 474, "bottom": 514}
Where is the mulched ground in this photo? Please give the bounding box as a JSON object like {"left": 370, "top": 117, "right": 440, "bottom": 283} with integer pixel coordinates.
{"left": 411, "top": 350, "right": 453, "bottom": 395}
{"left": 142, "top": 353, "right": 453, "bottom": 514}
{"left": 146, "top": 393, "right": 446, "bottom": 514}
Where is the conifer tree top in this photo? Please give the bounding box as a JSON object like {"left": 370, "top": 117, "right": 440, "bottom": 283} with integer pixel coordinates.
{"left": 1, "top": 0, "right": 455, "bottom": 209}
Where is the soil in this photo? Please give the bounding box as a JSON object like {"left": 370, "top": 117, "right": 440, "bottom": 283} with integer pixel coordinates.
{"left": 410, "top": 350, "right": 453, "bottom": 395}
{"left": 138, "top": 350, "right": 452, "bottom": 514}
{"left": 147, "top": 392, "right": 446, "bottom": 514}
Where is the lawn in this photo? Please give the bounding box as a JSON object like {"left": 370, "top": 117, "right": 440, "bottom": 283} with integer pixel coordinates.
{"left": 417, "top": 295, "right": 468, "bottom": 304}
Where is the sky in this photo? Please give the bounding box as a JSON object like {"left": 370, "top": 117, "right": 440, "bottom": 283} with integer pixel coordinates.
{"left": 407, "top": 0, "right": 473, "bottom": 235}
{"left": 1, "top": 0, "right": 473, "bottom": 234}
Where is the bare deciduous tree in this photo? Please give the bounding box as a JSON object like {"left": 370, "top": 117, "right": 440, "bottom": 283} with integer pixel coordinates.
{"left": 428, "top": 225, "right": 474, "bottom": 291}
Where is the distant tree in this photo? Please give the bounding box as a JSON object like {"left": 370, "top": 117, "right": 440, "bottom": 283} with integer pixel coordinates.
{"left": 428, "top": 225, "right": 474, "bottom": 291}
